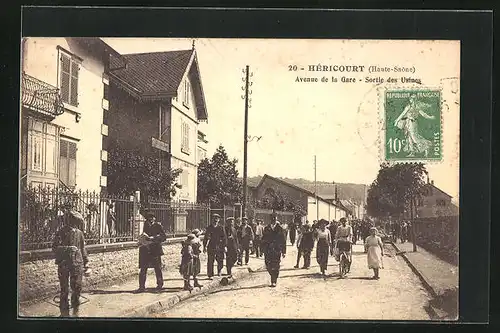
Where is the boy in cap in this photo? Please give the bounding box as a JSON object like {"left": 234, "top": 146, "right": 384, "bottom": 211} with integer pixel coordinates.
{"left": 203, "top": 213, "right": 227, "bottom": 279}
{"left": 191, "top": 229, "right": 203, "bottom": 288}
{"left": 52, "top": 210, "right": 88, "bottom": 317}
{"left": 137, "top": 212, "right": 167, "bottom": 292}
{"left": 238, "top": 217, "right": 254, "bottom": 265}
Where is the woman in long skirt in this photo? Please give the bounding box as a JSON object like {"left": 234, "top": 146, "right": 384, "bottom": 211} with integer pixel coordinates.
{"left": 315, "top": 219, "right": 331, "bottom": 276}
{"left": 364, "top": 227, "right": 384, "bottom": 279}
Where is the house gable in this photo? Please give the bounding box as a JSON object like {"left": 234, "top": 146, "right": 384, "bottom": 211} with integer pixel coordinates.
{"left": 109, "top": 49, "right": 208, "bottom": 121}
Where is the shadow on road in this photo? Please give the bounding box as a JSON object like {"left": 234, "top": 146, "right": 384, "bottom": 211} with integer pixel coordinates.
{"left": 88, "top": 287, "right": 185, "bottom": 295}
{"left": 203, "top": 283, "right": 270, "bottom": 296}
{"left": 348, "top": 276, "right": 375, "bottom": 280}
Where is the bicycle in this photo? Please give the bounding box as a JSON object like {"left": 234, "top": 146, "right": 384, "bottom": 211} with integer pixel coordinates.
{"left": 336, "top": 240, "right": 352, "bottom": 278}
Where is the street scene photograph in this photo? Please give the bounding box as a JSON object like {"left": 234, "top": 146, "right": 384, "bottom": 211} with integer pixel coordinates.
{"left": 18, "top": 37, "right": 459, "bottom": 320}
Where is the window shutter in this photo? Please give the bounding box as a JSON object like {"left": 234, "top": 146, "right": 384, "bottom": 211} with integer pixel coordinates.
{"left": 59, "top": 140, "right": 68, "bottom": 184}
{"left": 70, "top": 60, "right": 79, "bottom": 106}
{"left": 60, "top": 54, "right": 71, "bottom": 104}
{"left": 186, "top": 124, "right": 190, "bottom": 151}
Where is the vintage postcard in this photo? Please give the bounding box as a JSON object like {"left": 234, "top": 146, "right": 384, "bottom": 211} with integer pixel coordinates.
{"left": 18, "top": 37, "right": 459, "bottom": 320}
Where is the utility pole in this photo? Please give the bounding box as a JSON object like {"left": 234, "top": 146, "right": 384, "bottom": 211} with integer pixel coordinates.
{"left": 314, "top": 155, "right": 318, "bottom": 221}
{"left": 242, "top": 65, "right": 250, "bottom": 217}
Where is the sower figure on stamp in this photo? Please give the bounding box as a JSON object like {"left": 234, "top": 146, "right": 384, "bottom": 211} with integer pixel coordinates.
{"left": 394, "top": 93, "right": 435, "bottom": 157}
{"left": 225, "top": 217, "right": 239, "bottom": 278}
{"left": 137, "top": 212, "right": 167, "bottom": 292}
{"left": 239, "top": 217, "right": 254, "bottom": 265}
{"left": 52, "top": 210, "right": 88, "bottom": 317}
{"left": 262, "top": 213, "right": 287, "bottom": 287}
{"left": 203, "top": 213, "right": 227, "bottom": 279}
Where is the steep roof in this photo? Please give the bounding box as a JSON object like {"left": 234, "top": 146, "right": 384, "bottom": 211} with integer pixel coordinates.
{"left": 109, "top": 49, "right": 208, "bottom": 120}
{"left": 425, "top": 183, "right": 453, "bottom": 198}
{"left": 257, "top": 174, "right": 348, "bottom": 211}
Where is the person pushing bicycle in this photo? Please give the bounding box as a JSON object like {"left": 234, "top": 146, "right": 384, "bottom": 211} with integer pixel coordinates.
{"left": 334, "top": 217, "right": 353, "bottom": 273}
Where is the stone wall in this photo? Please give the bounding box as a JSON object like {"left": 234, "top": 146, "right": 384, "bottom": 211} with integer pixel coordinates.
{"left": 19, "top": 240, "right": 188, "bottom": 304}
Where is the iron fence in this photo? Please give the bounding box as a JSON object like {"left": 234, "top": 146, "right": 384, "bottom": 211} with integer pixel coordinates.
{"left": 19, "top": 187, "right": 209, "bottom": 251}
{"left": 145, "top": 201, "right": 210, "bottom": 236}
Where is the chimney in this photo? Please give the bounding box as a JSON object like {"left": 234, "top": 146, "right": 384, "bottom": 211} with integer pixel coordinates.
{"left": 431, "top": 180, "right": 434, "bottom": 185}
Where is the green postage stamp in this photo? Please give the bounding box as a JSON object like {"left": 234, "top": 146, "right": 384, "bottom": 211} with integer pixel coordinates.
{"left": 383, "top": 89, "right": 442, "bottom": 162}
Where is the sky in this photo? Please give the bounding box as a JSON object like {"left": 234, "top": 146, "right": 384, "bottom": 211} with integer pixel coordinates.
{"left": 103, "top": 38, "right": 460, "bottom": 202}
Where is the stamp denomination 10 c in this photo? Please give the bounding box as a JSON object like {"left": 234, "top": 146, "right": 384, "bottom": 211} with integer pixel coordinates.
{"left": 383, "top": 89, "right": 442, "bottom": 162}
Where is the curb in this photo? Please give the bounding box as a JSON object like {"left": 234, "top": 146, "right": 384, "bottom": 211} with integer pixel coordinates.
{"left": 391, "top": 242, "right": 449, "bottom": 320}
{"left": 121, "top": 261, "right": 266, "bottom": 317}
{"left": 391, "top": 242, "right": 438, "bottom": 298}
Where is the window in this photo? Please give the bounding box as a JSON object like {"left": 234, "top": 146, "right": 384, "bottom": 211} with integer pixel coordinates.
{"left": 436, "top": 199, "right": 447, "bottom": 207}
{"left": 183, "top": 80, "right": 191, "bottom": 107}
{"left": 417, "top": 197, "right": 424, "bottom": 207}
{"left": 59, "top": 139, "right": 77, "bottom": 187}
{"left": 28, "top": 118, "right": 59, "bottom": 176}
{"left": 181, "top": 121, "right": 190, "bottom": 154}
{"left": 59, "top": 51, "right": 79, "bottom": 107}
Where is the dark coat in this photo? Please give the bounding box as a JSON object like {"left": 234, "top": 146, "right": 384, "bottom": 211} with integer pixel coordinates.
{"left": 262, "top": 224, "right": 287, "bottom": 271}
{"left": 203, "top": 224, "right": 227, "bottom": 252}
{"left": 52, "top": 225, "right": 88, "bottom": 268}
{"left": 139, "top": 221, "right": 167, "bottom": 268}
{"left": 225, "top": 225, "right": 239, "bottom": 266}
{"left": 238, "top": 224, "right": 254, "bottom": 247}
{"left": 299, "top": 230, "right": 314, "bottom": 250}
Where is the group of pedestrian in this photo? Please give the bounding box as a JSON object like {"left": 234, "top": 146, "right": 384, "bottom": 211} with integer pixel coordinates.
{"left": 51, "top": 209, "right": 386, "bottom": 317}
{"left": 389, "top": 220, "right": 411, "bottom": 243}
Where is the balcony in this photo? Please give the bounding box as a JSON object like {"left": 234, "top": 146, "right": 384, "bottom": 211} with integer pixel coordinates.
{"left": 22, "top": 72, "right": 65, "bottom": 119}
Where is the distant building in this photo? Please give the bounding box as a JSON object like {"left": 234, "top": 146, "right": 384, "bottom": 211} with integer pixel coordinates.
{"left": 416, "top": 180, "right": 459, "bottom": 218}
{"left": 249, "top": 174, "right": 349, "bottom": 222}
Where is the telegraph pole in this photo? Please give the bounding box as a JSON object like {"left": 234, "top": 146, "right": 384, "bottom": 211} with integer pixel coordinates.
{"left": 242, "top": 65, "right": 250, "bottom": 217}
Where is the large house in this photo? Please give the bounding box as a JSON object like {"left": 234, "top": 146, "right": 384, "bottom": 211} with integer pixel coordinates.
{"left": 20, "top": 37, "right": 122, "bottom": 192}
{"left": 107, "top": 46, "right": 208, "bottom": 202}
{"left": 249, "top": 174, "right": 349, "bottom": 222}
{"left": 416, "top": 180, "right": 459, "bottom": 218}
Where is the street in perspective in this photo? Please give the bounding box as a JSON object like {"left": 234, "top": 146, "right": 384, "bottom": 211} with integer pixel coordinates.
{"left": 18, "top": 37, "right": 459, "bottom": 320}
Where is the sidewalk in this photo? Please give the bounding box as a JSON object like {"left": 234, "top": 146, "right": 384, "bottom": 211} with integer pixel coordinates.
{"left": 392, "top": 241, "right": 458, "bottom": 320}
{"left": 19, "top": 249, "right": 267, "bottom": 318}
{"left": 392, "top": 242, "right": 458, "bottom": 296}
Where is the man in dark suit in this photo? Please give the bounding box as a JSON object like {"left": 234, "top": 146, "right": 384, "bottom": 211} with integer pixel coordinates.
{"left": 137, "top": 212, "right": 167, "bottom": 292}
{"left": 262, "top": 213, "right": 287, "bottom": 287}
{"left": 203, "top": 213, "right": 227, "bottom": 279}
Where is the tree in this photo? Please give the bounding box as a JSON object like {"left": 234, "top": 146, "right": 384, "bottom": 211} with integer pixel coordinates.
{"left": 107, "top": 147, "right": 182, "bottom": 200}
{"left": 366, "top": 163, "right": 427, "bottom": 218}
{"left": 197, "top": 145, "right": 242, "bottom": 207}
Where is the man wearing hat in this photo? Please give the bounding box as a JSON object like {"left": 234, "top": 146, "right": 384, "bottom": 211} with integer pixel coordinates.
{"left": 137, "top": 212, "right": 167, "bottom": 292}
{"left": 238, "top": 217, "right": 254, "bottom": 265}
{"left": 224, "top": 217, "right": 239, "bottom": 277}
{"left": 254, "top": 219, "right": 264, "bottom": 257}
{"left": 203, "top": 213, "right": 227, "bottom": 279}
{"left": 261, "top": 212, "right": 287, "bottom": 287}
{"left": 52, "top": 210, "right": 88, "bottom": 317}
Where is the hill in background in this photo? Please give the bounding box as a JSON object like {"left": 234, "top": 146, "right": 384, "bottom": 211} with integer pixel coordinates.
{"left": 245, "top": 175, "right": 368, "bottom": 204}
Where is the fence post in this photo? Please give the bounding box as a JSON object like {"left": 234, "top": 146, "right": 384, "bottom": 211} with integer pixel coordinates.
{"left": 133, "top": 190, "right": 144, "bottom": 240}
